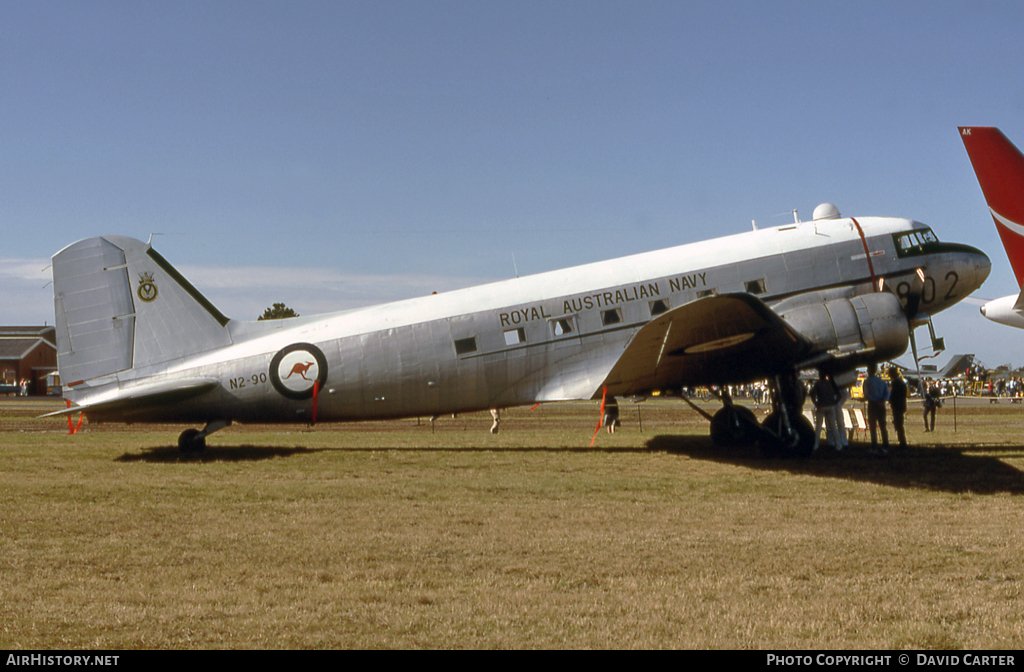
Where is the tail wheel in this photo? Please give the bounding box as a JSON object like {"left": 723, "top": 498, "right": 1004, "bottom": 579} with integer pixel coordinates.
{"left": 178, "top": 428, "right": 206, "bottom": 453}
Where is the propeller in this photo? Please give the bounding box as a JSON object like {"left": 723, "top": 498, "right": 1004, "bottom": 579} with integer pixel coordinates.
{"left": 887, "top": 268, "right": 927, "bottom": 390}
{"left": 888, "top": 267, "right": 949, "bottom": 392}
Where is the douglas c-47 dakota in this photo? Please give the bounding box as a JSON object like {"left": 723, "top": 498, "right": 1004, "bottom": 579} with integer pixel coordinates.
{"left": 47, "top": 196, "right": 990, "bottom": 457}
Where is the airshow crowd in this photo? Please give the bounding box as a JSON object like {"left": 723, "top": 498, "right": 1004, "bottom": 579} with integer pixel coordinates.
{"left": 677, "top": 363, "right": 1021, "bottom": 455}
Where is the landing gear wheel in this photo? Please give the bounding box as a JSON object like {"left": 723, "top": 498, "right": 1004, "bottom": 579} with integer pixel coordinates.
{"left": 758, "top": 412, "right": 815, "bottom": 458}
{"left": 178, "top": 428, "right": 206, "bottom": 453}
{"left": 786, "top": 415, "right": 816, "bottom": 458}
{"left": 710, "top": 406, "right": 760, "bottom": 446}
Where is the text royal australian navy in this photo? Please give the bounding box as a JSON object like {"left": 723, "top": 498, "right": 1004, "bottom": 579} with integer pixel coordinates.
{"left": 498, "top": 273, "right": 707, "bottom": 327}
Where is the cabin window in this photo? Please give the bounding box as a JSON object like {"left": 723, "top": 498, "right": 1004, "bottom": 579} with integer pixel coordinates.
{"left": 649, "top": 299, "right": 670, "bottom": 316}
{"left": 697, "top": 288, "right": 717, "bottom": 299}
{"left": 745, "top": 279, "right": 766, "bottom": 294}
{"left": 601, "top": 308, "right": 622, "bottom": 326}
{"left": 503, "top": 328, "right": 526, "bottom": 346}
{"left": 551, "top": 317, "right": 575, "bottom": 336}
{"left": 453, "top": 337, "right": 478, "bottom": 355}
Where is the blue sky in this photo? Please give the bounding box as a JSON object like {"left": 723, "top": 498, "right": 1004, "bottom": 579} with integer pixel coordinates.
{"left": 4, "top": 1, "right": 1024, "bottom": 367}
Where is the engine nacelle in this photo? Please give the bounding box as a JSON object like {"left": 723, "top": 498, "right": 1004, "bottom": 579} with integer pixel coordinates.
{"left": 781, "top": 292, "right": 909, "bottom": 365}
{"left": 980, "top": 293, "right": 1024, "bottom": 329}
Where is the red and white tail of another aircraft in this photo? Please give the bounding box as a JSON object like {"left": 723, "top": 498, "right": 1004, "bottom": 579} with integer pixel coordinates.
{"left": 960, "top": 126, "right": 1024, "bottom": 329}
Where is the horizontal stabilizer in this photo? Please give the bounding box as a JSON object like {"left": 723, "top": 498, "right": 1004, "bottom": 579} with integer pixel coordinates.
{"left": 40, "top": 378, "right": 220, "bottom": 420}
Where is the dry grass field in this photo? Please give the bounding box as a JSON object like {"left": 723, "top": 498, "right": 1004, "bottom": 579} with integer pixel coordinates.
{"left": 3, "top": 395, "right": 1024, "bottom": 649}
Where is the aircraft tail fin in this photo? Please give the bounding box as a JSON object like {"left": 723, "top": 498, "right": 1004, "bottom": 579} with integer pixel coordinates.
{"left": 52, "top": 236, "right": 233, "bottom": 387}
{"left": 939, "top": 353, "right": 974, "bottom": 378}
{"left": 959, "top": 127, "right": 1024, "bottom": 288}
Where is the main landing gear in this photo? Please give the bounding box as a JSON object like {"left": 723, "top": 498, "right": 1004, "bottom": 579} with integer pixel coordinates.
{"left": 177, "top": 420, "right": 231, "bottom": 453}
{"left": 707, "top": 373, "right": 815, "bottom": 458}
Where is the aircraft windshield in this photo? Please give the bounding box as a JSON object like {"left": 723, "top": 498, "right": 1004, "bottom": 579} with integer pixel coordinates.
{"left": 892, "top": 228, "right": 939, "bottom": 258}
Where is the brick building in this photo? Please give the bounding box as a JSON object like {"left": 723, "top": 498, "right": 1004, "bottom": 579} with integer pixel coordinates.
{"left": 0, "top": 326, "right": 58, "bottom": 396}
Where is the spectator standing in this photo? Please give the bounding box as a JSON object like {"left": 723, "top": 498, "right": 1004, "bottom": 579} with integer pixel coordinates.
{"left": 811, "top": 372, "right": 843, "bottom": 451}
{"left": 863, "top": 363, "right": 890, "bottom": 454}
{"left": 923, "top": 381, "right": 941, "bottom": 432}
{"left": 888, "top": 366, "right": 908, "bottom": 449}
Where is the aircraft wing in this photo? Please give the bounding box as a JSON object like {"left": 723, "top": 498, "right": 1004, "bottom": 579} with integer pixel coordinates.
{"left": 41, "top": 378, "right": 220, "bottom": 421}
{"left": 599, "top": 293, "right": 812, "bottom": 396}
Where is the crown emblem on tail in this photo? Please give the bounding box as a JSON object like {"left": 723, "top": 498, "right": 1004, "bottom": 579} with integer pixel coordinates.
{"left": 137, "top": 272, "right": 158, "bottom": 302}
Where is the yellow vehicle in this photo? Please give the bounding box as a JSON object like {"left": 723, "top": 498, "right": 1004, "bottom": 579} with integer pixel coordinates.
{"left": 850, "top": 375, "right": 866, "bottom": 400}
{"left": 849, "top": 368, "right": 900, "bottom": 400}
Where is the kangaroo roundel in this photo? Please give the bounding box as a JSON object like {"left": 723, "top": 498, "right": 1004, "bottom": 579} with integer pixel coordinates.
{"left": 270, "top": 343, "right": 328, "bottom": 400}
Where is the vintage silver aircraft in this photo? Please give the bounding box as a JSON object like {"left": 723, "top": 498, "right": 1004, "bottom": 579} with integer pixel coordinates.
{"left": 47, "top": 199, "right": 990, "bottom": 456}
{"left": 961, "top": 126, "right": 1024, "bottom": 330}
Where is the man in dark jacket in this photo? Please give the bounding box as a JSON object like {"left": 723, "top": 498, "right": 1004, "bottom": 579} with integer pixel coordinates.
{"left": 888, "top": 366, "right": 908, "bottom": 449}
{"left": 811, "top": 372, "right": 843, "bottom": 450}
{"left": 923, "top": 381, "right": 941, "bottom": 431}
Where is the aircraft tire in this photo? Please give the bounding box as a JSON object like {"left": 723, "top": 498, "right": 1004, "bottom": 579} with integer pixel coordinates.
{"left": 710, "top": 406, "right": 759, "bottom": 446}
{"left": 178, "top": 428, "right": 206, "bottom": 453}
{"left": 758, "top": 412, "right": 815, "bottom": 459}
{"left": 785, "top": 415, "right": 816, "bottom": 459}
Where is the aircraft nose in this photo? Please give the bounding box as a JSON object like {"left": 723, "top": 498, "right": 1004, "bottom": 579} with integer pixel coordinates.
{"left": 968, "top": 245, "right": 992, "bottom": 286}
{"left": 979, "top": 248, "right": 992, "bottom": 282}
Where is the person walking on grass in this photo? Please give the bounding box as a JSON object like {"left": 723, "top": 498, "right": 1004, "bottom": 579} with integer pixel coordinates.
{"left": 603, "top": 396, "right": 620, "bottom": 433}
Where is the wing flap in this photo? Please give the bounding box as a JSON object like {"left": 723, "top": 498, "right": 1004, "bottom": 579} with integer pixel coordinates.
{"left": 600, "top": 293, "right": 811, "bottom": 396}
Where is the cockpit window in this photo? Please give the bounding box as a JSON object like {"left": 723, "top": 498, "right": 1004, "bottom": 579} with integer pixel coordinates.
{"left": 893, "top": 228, "right": 939, "bottom": 258}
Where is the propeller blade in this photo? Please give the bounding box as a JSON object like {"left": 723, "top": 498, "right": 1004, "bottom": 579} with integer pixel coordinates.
{"left": 909, "top": 328, "right": 925, "bottom": 394}
{"left": 902, "top": 267, "right": 926, "bottom": 319}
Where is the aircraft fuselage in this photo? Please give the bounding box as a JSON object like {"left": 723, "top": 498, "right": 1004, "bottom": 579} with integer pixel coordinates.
{"left": 61, "top": 215, "right": 989, "bottom": 427}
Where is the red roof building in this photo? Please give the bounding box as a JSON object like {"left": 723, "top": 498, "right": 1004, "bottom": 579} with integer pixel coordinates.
{"left": 0, "top": 326, "right": 58, "bottom": 396}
